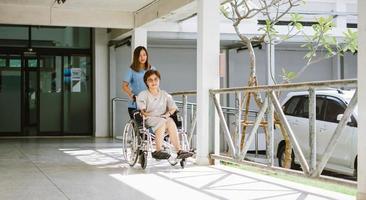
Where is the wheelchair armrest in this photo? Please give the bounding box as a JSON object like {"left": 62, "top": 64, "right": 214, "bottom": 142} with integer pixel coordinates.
{"left": 132, "top": 111, "right": 144, "bottom": 128}
{"left": 170, "top": 111, "right": 182, "bottom": 129}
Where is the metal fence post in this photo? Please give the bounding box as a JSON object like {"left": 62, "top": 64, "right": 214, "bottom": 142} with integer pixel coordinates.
{"left": 212, "top": 93, "right": 237, "bottom": 157}
{"left": 267, "top": 93, "right": 275, "bottom": 166}
{"left": 112, "top": 98, "right": 116, "bottom": 138}
{"left": 236, "top": 91, "right": 243, "bottom": 154}
{"left": 309, "top": 88, "right": 317, "bottom": 172}
{"left": 182, "top": 95, "right": 188, "bottom": 132}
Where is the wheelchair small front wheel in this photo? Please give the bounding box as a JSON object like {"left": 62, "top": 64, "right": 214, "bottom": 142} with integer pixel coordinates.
{"left": 180, "top": 159, "right": 186, "bottom": 169}
{"left": 140, "top": 151, "right": 148, "bottom": 169}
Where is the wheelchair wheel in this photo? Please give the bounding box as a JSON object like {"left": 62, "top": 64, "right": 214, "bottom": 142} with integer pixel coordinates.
{"left": 140, "top": 151, "right": 148, "bottom": 169}
{"left": 180, "top": 159, "right": 186, "bottom": 169}
{"left": 123, "top": 120, "right": 139, "bottom": 167}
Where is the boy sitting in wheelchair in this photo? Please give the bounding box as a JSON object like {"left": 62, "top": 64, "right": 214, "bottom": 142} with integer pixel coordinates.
{"left": 136, "top": 69, "right": 193, "bottom": 161}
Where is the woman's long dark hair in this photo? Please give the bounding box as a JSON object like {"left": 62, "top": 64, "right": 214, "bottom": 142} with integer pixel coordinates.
{"left": 130, "top": 46, "right": 151, "bottom": 72}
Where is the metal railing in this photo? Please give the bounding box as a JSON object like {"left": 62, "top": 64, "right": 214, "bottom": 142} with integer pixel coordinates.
{"left": 210, "top": 79, "right": 358, "bottom": 178}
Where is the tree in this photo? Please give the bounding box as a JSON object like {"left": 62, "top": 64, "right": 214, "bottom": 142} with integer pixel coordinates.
{"left": 220, "top": 0, "right": 357, "bottom": 169}
{"left": 282, "top": 16, "right": 358, "bottom": 82}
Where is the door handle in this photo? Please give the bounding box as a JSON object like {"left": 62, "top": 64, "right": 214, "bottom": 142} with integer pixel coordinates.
{"left": 319, "top": 127, "right": 327, "bottom": 133}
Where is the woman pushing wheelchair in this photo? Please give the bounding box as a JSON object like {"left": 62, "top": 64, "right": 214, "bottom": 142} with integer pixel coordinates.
{"left": 136, "top": 69, "right": 193, "bottom": 160}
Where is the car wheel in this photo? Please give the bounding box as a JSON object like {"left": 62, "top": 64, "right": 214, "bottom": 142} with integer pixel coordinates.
{"left": 278, "top": 144, "right": 295, "bottom": 169}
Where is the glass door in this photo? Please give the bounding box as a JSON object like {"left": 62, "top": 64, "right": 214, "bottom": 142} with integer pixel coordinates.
{"left": 63, "top": 55, "right": 92, "bottom": 135}
{"left": 0, "top": 53, "right": 92, "bottom": 136}
{"left": 0, "top": 55, "right": 22, "bottom": 134}
{"left": 23, "top": 56, "right": 39, "bottom": 135}
{"left": 39, "top": 55, "right": 62, "bottom": 134}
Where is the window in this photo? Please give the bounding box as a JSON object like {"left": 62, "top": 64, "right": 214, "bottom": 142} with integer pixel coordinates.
{"left": 315, "top": 97, "right": 326, "bottom": 121}
{"left": 0, "top": 26, "right": 28, "bottom": 47}
{"left": 9, "top": 57, "right": 21, "bottom": 68}
{"left": 0, "top": 57, "right": 6, "bottom": 67}
{"left": 287, "top": 95, "right": 325, "bottom": 120}
{"left": 324, "top": 97, "right": 346, "bottom": 123}
{"left": 284, "top": 96, "right": 301, "bottom": 116}
{"left": 31, "top": 27, "right": 91, "bottom": 49}
{"left": 296, "top": 97, "right": 309, "bottom": 118}
{"left": 28, "top": 59, "right": 38, "bottom": 68}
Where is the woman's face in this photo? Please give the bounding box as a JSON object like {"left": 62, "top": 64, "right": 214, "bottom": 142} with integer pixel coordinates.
{"left": 138, "top": 49, "right": 147, "bottom": 65}
{"left": 146, "top": 74, "right": 160, "bottom": 90}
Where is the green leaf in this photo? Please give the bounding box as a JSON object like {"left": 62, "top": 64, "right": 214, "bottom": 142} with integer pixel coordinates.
{"left": 287, "top": 71, "right": 297, "bottom": 79}
{"left": 220, "top": 6, "right": 230, "bottom": 18}
{"left": 281, "top": 68, "right": 297, "bottom": 82}
{"left": 295, "top": 22, "right": 303, "bottom": 31}
{"left": 290, "top": 13, "right": 303, "bottom": 22}
{"left": 342, "top": 29, "right": 358, "bottom": 53}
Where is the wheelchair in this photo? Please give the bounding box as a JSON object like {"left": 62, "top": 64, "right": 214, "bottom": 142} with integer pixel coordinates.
{"left": 122, "top": 110, "right": 191, "bottom": 169}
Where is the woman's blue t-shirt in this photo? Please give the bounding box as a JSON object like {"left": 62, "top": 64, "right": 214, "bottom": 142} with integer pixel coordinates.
{"left": 123, "top": 66, "right": 155, "bottom": 108}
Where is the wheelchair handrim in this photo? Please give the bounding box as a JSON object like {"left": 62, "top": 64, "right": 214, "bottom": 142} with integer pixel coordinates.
{"left": 123, "top": 121, "right": 139, "bottom": 166}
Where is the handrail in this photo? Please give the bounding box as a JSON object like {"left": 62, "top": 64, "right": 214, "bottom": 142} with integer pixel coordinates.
{"left": 170, "top": 90, "right": 197, "bottom": 96}
{"left": 210, "top": 79, "right": 357, "bottom": 94}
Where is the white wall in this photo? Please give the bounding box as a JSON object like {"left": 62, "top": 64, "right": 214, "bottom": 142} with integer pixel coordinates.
{"left": 228, "top": 47, "right": 335, "bottom": 88}
{"left": 148, "top": 47, "right": 197, "bottom": 92}
{"left": 94, "top": 28, "right": 109, "bottom": 137}
{"left": 344, "top": 52, "right": 358, "bottom": 79}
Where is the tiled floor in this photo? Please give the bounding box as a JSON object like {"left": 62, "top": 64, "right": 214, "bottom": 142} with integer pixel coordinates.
{"left": 0, "top": 138, "right": 355, "bottom": 200}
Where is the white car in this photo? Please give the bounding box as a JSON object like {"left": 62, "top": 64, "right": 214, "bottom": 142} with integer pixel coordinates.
{"left": 274, "top": 89, "right": 358, "bottom": 177}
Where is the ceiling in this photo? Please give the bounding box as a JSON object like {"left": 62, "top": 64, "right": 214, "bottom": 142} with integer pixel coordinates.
{"left": 0, "top": 0, "right": 156, "bottom": 12}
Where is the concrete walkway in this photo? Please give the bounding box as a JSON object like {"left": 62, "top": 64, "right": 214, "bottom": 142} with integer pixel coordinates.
{"left": 0, "top": 138, "right": 355, "bottom": 200}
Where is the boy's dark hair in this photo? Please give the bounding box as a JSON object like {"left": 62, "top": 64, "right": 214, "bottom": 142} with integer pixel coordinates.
{"left": 143, "top": 70, "right": 161, "bottom": 88}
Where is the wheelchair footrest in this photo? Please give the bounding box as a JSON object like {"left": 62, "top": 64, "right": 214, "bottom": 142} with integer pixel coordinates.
{"left": 152, "top": 151, "right": 171, "bottom": 160}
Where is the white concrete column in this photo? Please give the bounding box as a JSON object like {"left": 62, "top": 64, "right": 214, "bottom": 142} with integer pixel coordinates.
{"left": 358, "top": 1, "right": 366, "bottom": 199}
{"left": 94, "top": 28, "right": 109, "bottom": 137}
{"left": 266, "top": 43, "right": 275, "bottom": 85}
{"left": 196, "top": 0, "right": 220, "bottom": 165}
{"left": 131, "top": 27, "right": 147, "bottom": 51}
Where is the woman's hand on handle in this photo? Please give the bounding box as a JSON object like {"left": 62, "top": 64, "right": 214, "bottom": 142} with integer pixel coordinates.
{"left": 122, "top": 82, "right": 134, "bottom": 100}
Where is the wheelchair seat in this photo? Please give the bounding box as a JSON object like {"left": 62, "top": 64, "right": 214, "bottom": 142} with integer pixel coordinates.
{"left": 131, "top": 110, "right": 182, "bottom": 130}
